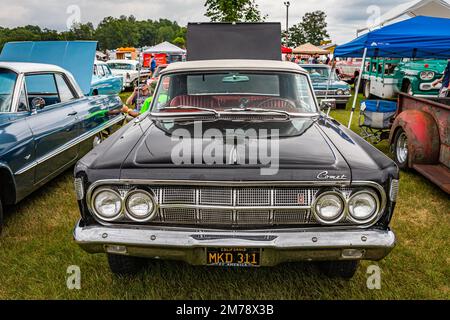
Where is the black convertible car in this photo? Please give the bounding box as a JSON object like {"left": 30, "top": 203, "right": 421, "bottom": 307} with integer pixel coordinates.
{"left": 73, "top": 59, "right": 399, "bottom": 278}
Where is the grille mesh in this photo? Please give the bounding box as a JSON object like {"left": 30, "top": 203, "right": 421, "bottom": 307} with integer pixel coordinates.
{"left": 110, "top": 185, "right": 359, "bottom": 227}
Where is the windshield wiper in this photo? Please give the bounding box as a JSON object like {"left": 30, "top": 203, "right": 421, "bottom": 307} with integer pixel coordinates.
{"left": 151, "top": 106, "right": 219, "bottom": 118}
{"left": 223, "top": 107, "right": 293, "bottom": 120}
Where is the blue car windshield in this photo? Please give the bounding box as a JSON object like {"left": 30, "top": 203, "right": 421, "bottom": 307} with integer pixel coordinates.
{"left": 303, "top": 67, "right": 339, "bottom": 82}
{"left": 0, "top": 69, "right": 17, "bottom": 112}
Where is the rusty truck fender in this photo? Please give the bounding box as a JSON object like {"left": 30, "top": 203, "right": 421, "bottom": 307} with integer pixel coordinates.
{"left": 389, "top": 109, "right": 440, "bottom": 167}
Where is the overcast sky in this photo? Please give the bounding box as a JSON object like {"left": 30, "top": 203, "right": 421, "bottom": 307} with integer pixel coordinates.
{"left": 0, "top": 0, "right": 405, "bottom": 43}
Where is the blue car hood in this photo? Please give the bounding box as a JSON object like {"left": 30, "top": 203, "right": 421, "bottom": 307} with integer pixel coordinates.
{"left": 0, "top": 41, "right": 97, "bottom": 95}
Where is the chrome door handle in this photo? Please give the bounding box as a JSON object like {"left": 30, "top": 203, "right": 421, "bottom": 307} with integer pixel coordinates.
{"left": 67, "top": 111, "right": 78, "bottom": 116}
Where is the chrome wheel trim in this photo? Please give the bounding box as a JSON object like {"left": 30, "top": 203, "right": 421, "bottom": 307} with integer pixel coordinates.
{"left": 396, "top": 132, "right": 409, "bottom": 164}
{"left": 364, "top": 81, "right": 370, "bottom": 98}
{"left": 93, "top": 135, "right": 102, "bottom": 148}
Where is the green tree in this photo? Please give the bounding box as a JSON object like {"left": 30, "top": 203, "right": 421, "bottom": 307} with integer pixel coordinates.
{"left": 204, "top": 0, "right": 267, "bottom": 22}
{"left": 172, "top": 37, "right": 185, "bottom": 48}
{"left": 300, "top": 11, "right": 329, "bottom": 46}
{"left": 282, "top": 24, "right": 306, "bottom": 48}
{"left": 283, "top": 11, "right": 330, "bottom": 48}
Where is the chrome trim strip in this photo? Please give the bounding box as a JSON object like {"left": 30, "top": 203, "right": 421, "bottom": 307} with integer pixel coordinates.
{"left": 15, "top": 114, "right": 125, "bottom": 175}
{"left": 159, "top": 204, "right": 311, "bottom": 211}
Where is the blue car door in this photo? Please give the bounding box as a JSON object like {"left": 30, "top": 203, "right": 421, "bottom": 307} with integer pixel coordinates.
{"left": 24, "top": 72, "right": 79, "bottom": 184}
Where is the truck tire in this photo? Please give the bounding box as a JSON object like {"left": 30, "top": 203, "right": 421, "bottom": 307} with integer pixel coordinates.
{"left": 107, "top": 254, "right": 147, "bottom": 276}
{"left": 393, "top": 129, "right": 410, "bottom": 170}
{"left": 402, "top": 81, "right": 413, "bottom": 96}
{"left": 364, "top": 80, "right": 372, "bottom": 99}
{"left": 318, "top": 261, "right": 359, "bottom": 279}
{"left": 0, "top": 198, "right": 3, "bottom": 235}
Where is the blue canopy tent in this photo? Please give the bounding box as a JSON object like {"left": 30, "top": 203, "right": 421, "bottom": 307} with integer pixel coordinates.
{"left": 333, "top": 16, "right": 450, "bottom": 127}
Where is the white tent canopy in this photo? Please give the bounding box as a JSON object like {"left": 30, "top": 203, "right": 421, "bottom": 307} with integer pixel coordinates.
{"left": 357, "top": 0, "right": 450, "bottom": 34}
{"left": 144, "top": 41, "right": 186, "bottom": 54}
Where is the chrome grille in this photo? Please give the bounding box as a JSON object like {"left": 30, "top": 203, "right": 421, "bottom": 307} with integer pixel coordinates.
{"left": 274, "top": 188, "right": 318, "bottom": 206}
{"left": 154, "top": 186, "right": 330, "bottom": 227}
{"left": 162, "top": 187, "right": 195, "bottom": 204}
{"left": 237, "top": 189, "right": 271, "bottom": 206}
{"left": 200, "top": 209, "right": 233, "bottom": 225}
{"left": 199, "top": 188, "right": 233, "bottom": 206}
{"left": 162, "top": 208, "right": 196, "bottom": 223}
{"left": 273, "top": 210, "right": 312, "bottom": 224}
{"left": 99, "top": 185, "right": 362, "bottom": 227}
{"left": 236, "top": 210, "right": 271, "bottom": 225}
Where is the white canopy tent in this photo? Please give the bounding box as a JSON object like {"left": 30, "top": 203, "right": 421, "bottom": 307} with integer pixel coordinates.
{"left": 357, "top": 0, "right": 450, "bottom": 35}
{"left": 144, "top": 41, "right": 186, "bottom": 54}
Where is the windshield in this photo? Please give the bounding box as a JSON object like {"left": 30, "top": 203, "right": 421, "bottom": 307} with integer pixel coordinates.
{"left": 0, "top": 69, "right": 17, "bottom": 112}
{"left": 152, "top": 71, "right": 317, "bottom": 114}
{"left": 303, "top": 66, "right": 339, "bottom": 82}
{"left": 107, "top": 63, "right": 134, "bottom": 71}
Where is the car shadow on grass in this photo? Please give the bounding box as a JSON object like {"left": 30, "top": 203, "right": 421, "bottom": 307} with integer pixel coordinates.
{"left": 106, "top": 259, "right": 354, "bottom": 300}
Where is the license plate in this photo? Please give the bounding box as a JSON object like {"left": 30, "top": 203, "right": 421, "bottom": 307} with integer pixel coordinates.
{"left": 206, "top": 248, "right": 261, "bottom": 267}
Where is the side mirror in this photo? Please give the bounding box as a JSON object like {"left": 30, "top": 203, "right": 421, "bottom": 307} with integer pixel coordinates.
{"left": 320, "top": 99, "right": 336, "bottom": 111}
{"left": 31, "top": 97, "right": 46, "bottom": 111}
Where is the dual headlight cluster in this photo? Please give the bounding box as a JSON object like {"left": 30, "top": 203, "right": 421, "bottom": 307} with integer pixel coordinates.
{"left": 91, "top": 188, "right": 157, "bottom": 223}
{"left": 313, "top": 189, "right": 380, "bottom": 225}
{"left": 420, "top": 71, "right": 435, "bottom": 81}
{"left": 336, "top": 89, "right": 351, "bottom": 96}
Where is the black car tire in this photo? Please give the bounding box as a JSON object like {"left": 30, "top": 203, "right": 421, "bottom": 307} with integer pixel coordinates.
{"left": 0, "top": 198, "right": 3, "bottom": 235}
{"left": 393, "top": 129, "right": 410, "bottom": 170}
{"left": 364, "top": 80, "right": 373, "bottom": 99}
{"left": 318, "top": 261, "right": 359, "bottom": 279}
{"left": 107, "top": 254, "right": 147, "bottom": 276}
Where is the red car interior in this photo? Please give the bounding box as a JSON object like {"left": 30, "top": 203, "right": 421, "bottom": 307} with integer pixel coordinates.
{"left": 168, "top": 95, "right": 296, "bottom": 111}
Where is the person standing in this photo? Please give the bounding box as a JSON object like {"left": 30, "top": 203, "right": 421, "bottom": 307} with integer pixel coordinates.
{"left": 124, "top": 84, "right": 152, "bottom": 112}
{"left": 150, "top": 55, "right": 157, "bottom": 75}
{"left": 432, "top": 59, "right": 450, "bottom": 97}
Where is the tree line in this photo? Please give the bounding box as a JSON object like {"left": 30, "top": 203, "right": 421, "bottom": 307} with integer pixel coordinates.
{"left": 0, "top": 16, "right": 186, "bottom": 51}
{"left": 204, "top": 0, "right": 330, "bottom": 47}
{"left": 0, "top": 1, "right": 329, "bottom": 52}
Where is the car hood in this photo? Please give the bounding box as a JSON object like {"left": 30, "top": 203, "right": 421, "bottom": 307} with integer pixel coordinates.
{"left": 0, "top": 41, "right": 97, "bottom": 96}
{"left": 82, "top": 115, "right": 397, "bottom": 184}
{"left": 312, "top": 80, "right": 349, "bottom": 90}
{"left": 106, "top": 117, "right": 350, "bottom": 181}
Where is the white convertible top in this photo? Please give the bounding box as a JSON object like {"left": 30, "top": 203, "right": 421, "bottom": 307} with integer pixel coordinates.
{"left": 163, "top": 59, "right": 306, "bottom": 74}
{"left": 0, "top": 62, "right": 67, "bottom": 74}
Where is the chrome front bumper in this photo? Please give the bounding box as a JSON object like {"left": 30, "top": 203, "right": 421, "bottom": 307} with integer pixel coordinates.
{"left": 317, "top": 95, "right": 352, "bottom": 104}
{"left": 74, "top": 221, "right": 396, "bottom": 266}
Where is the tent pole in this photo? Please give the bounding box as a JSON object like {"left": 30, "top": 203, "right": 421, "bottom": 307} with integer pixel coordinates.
{"left": 325, "top": 57, "right": 335, "bottom": 116}
{"left": 348, "top": 47, "right": 367, "bottom": 128}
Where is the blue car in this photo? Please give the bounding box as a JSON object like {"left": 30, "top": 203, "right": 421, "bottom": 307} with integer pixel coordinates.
{"left": 300, "top": 64, "right": 352, "bottom": 109}
{"left": 90, "top": 61, "right": 123, "bottom": 96}
{"left": 0, "top": 41, "right": 124, "bottom": 232}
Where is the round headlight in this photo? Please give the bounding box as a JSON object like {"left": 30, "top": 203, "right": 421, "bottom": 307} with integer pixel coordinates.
{"left": 348, "top": 191, "right": 379, "bottom": 223}
{"left": 125, "top": 190, "right": 156, "bottom": 222}
{"left": 92, "top": 189, "right": 123, "bottom": 221}
{"left": 336, "top": 89, "right": 344, "bottom": 95}
{"left": 420, "top": 71, "right": 435, "bottom": 80}
{"left": 313, "top": 191, "right": 345, "bottom": 224}
{"left": 344, "top": 89, "right": 351, "bottom": 95}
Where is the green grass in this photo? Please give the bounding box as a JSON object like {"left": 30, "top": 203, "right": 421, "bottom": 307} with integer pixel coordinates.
{"left": 0, "top": 92, "right": 449, "bottom": 300}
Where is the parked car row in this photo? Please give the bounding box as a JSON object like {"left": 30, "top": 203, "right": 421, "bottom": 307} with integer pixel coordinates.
{"left": 0, "top": 41, "right": 124, "bottom": 234}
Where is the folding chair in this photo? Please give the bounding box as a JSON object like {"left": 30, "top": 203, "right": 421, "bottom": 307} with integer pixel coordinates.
{"left": 359, "top": 100, "right": 397, "bottom": 144}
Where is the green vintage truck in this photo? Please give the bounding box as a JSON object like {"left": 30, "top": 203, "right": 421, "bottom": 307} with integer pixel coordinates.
{"left": 362, "top": 58, "right": 447, "bottom": 99}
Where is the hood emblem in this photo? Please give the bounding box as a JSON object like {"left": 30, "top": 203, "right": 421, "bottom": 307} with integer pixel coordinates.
{"left": 317, "top": 171, "right": 347, "bottom": 180}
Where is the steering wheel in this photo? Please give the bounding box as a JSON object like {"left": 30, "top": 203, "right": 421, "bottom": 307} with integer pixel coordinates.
{"left": 255, "top": 98, "right": 298, "bottom": 113}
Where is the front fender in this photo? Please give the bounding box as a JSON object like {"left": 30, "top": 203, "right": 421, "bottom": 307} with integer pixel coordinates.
{"left": 0, "top": 162, "right": 17, "bottom": 205}
{"left": 390, "top": 110, "right": 440, "bottom": 166}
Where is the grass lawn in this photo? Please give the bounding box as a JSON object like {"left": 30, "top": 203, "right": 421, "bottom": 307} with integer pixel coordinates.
{"left": 0, "top": 92, "right": 449, "bottom": 300}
